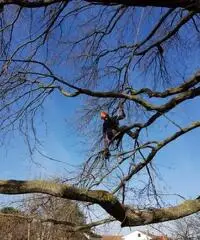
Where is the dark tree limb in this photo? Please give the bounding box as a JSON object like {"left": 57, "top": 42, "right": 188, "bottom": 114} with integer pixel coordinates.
{"left": 130, "top": 72, "right": 200, "bottom": 98}
{"left": 1, "top": 0, "right": 200, "bottom": 12}
{"left": 0, "top": 0, "right": 69, "bottom": 8}
{"left": 0, "top": 179, "right": 199, "bottom": 227}
{"left": 14, "top": 69, "right": 200, "bottom": 117}
{"left": 86, "top": 0, "right": 198, "bottom": 10}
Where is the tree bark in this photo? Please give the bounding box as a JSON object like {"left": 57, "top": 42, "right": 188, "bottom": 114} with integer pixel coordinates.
{"left": 86, "top": 0, "right": 197, "bottom": 9}
{"left": 1, "top": 0, "right": 200, "bottom": 12}
{"left": 0, "top": 179, "right": 199, "bottom": 227}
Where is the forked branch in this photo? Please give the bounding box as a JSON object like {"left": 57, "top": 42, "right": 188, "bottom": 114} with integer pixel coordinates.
{"left": 0, "top": 179, "right": 199, "bottom": 227}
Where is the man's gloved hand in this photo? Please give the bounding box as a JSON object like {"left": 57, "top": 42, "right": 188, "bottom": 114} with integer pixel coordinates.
{"left": 103, "top": 148, "right": 111, "bottom": 159}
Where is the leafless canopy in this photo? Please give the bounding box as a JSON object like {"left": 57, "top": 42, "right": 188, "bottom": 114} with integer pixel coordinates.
{"left": 0, "top": 0, "right": 200, "bottom": 232}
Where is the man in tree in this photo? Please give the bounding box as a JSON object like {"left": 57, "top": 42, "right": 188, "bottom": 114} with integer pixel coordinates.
{"left": 100, "top": 102, "right": 126, "bottom": 159}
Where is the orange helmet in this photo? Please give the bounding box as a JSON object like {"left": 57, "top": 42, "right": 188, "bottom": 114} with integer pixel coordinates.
{"left": 100, "top": 111, "right": 108, "bottom": 119}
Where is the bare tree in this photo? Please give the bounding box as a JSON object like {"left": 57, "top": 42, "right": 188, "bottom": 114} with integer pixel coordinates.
{"left": 0, "top": 0, "right": 199, "bottom": 231}
{"left": 0, "top": 207, "right": 28, "bottom": 240}
{"left": 0, "top": 196, "right": 100, "bottom": 239}
{"left": 165, "top": 214, "right": 200, "bottom": 239}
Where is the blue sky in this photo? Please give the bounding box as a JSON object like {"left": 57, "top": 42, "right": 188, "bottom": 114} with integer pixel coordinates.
{"left": 0, "top": 4, "right": 200, "bottom": 236}
{"left": 1, "top": 85, "right": 200, "bottom": 201}
{"left": 0, "top": 75, "right": 200, "bottom": 235}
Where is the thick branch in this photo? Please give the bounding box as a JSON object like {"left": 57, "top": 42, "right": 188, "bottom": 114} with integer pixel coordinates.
{"left": 1, "top": 0, "right": 200, "bottom": 12}
{"left": 0, "top": 179, "right": 199, "bottom": 227}
{"left": 71, "top": 79, "right": 200, "bottom": 113}
{"left": 123, "top": 199, "right": 200, "bottom": 227}
{"left": 132, "top": 73, "right": 200, "bottom": 98}
{"left": 86, "top": 0, "right": 200, "bottom": 11}
{"left": 0, "top": 180, "right": 126, "bottom": 223}
{"left": 0, "top": 0, "right": 67, "bottom": 8}
{"left": 55, "top": 72, "right": 200, "bottom": 112}
{"left": 11, "top": 64, "right": 200, "bottom": 113}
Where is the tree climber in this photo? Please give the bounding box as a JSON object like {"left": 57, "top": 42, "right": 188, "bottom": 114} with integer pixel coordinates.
{"left": 100, "top": 102, "right": 126, "bottom": 159}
